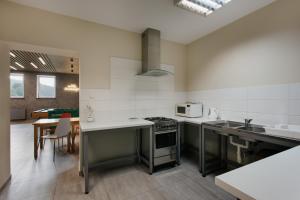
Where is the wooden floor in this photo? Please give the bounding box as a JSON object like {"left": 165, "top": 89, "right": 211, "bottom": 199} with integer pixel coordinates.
{"left": 0, "top": 123, "right": 235, "bottom": 200}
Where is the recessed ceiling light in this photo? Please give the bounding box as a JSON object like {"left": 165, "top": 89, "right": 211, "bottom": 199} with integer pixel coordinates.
{"left": 30, "top": 62, "right": 38, "bottom": 69}
{"left": 175, "top": 0, "right": 231, "bottom": 16}
{"left": 10, "top": 66, "right": 17, "bottom": 70}
{"left": 10, "top": 52, "right": 16, "bottom": 58}
{"left": 15, "top": 62, "right": 25, "bottom": 69}
{"left": 38, "top": 57, "right": 46, "bottom": 65}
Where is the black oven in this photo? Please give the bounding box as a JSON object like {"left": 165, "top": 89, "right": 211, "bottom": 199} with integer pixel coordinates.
{"left": 155, "top": 131, "right": 177, "bottom": 149}
{"left": 153, "top": 129, "right": 177, "bottom": 166}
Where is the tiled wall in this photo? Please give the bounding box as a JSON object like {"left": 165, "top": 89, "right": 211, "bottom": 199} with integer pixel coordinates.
{"left": 188, "top": 84, "right": 300, "bottom": 126}
{"left": 80, "top": 57, "right": 186, "bottom": 121}
{"left": 80, "top": 57, "right": 300, "bottom": 126}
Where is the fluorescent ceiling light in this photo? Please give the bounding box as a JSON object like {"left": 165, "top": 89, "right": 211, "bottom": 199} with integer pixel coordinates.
{"left": 38, "top": 57, "right": 46, "bottom": 65}
{"left": 175, "top": 0, "right": 231, "bottom": 16}
{"left": 15, "top": 62, "right": 25, "bottom": 69}
{"left": 10, "top": 52, "right": 16, "bottom": 58}
{"left": 30, "top": 62, "right": 38, "bottom": 69}
{"left": 10, "top": 66, "right": 17, "bottom": 71}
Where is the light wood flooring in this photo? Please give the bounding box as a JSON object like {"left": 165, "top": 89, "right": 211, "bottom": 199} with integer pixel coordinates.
{"left": 0, "top": 123, "right": 235, "bottom": 200}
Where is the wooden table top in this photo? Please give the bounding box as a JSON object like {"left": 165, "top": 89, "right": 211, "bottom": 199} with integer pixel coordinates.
{"left": 33, "top": 117, "right": 80, "bottom": 125}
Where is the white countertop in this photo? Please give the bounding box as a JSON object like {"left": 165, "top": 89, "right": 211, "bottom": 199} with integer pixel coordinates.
{"left": 167, "top": 116, "right": 213, "bottom": 124}
{"left": 80, "top": 116, "right": 211, "bottom": 132}
{"left": 215, "top": 145, "right": 300, "bottom": 200}
{"left": 80, "top": 118, "right": 154, "bottom": 132}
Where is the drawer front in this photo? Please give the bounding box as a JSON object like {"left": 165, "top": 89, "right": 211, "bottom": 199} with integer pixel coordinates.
{"left": 154, "top": 154, "right": 176, "bottom": 166}
{"left": 154, "top": 146, "right": 177, "bottom": 157}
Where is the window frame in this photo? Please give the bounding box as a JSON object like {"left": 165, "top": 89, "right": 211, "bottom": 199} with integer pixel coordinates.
{"left": 10, "top": 73, "right": 25, "bottom": 99}
{"left": 36, "top": 75, "right": 56, "bottom": 99}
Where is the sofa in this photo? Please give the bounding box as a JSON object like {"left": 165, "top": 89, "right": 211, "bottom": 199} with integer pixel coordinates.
{"left": 47, "top": 108, "right": 79, "bottom": 119}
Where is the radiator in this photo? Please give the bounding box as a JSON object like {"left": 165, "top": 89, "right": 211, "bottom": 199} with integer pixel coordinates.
{"left": 11, "top": 108, "right": 26, "bottom": 120}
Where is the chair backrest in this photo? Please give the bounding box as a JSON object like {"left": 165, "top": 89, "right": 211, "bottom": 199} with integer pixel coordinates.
{"left": 61, "top": 113, "right": 72, "bottom": 118}
{"left": 54, "top": 118, "right": 71, "bottom": 138}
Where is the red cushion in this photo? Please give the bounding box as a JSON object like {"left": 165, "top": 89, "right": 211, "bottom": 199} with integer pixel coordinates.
{"left": 60, "top": 113, "right": 72, "bottom": 118}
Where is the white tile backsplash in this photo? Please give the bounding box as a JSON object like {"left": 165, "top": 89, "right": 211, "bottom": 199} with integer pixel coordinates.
{"left": 80, "top": 57, "right": 300, "bottom": 126}
{"left": 187, "top": 83, "right": 300, "bottom": 125}
{"left": 247, "top": 99, "right": 288, "bottom": 115}
{"left": 288, "top": 83, "right": 300, "bottom": 99}
{"left": 247, "top": 84, "right": 288, "bottom": 100}
{"left": 288, "top": 100, "right": 300, "bottom": 115}
{"left": 80, "top": 57, "right": 182, "bottom": 120}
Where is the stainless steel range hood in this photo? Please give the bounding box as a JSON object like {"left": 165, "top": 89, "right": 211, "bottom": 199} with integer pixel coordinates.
{"left": 140, "top": 28, "right": 173, "bottom": 76}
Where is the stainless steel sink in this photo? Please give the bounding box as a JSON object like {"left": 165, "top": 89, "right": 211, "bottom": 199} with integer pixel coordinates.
{"left": 213, "top": 121, "right": 244, "bottom": 128}
{"left": 237, "top": 126, "right": 265, "bottom": 133}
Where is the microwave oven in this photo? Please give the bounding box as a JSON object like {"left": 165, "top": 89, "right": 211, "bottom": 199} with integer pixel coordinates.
{"left": 176, "top": 103, "right": 203, "bottom": 118}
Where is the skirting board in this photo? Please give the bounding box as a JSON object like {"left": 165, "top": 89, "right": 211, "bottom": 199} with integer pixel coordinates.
{"left": 0, "top": 175, "right": 11, "bottom": 193}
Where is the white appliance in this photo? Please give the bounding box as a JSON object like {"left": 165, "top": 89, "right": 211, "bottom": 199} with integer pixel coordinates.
{"left": 208, "top": 107, "right": 220, "bottom": 120}
{"left": 176, "top": 103, "right": 203, "bottom": 118}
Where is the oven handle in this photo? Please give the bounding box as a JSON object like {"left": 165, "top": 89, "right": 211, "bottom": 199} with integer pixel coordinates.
{"left": 154, "top": 130, "right": 177, "bottom": 135}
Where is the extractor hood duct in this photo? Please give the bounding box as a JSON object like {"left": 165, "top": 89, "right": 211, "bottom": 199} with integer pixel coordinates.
{"left": 140, "top": 28, "right": 172, "bottom": 76}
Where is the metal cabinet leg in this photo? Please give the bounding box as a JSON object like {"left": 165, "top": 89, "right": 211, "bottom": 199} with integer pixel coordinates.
{"left": 83, "top": 133, "right": 89, "bottom": 194}
{"left": 221, "top": 135, "right": 228, "bottom": 169}
{"left": 201, "top": 126, "right": 206, "bottom": 177}
{"left": 149, "top": 126, "right": 153, "bottom": 174}
{"left": 176, "top": 123, "right": 181, "bottom": 165}
{"left": 198, "top": 125, "right": 202, "bottom": 173}
{"left": 136, "top": 129, "right": 141, "bottom": 163}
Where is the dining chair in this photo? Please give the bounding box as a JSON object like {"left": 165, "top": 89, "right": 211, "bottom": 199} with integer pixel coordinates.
{"left": 42, "top": 118, "right": 71, "bottom": 162}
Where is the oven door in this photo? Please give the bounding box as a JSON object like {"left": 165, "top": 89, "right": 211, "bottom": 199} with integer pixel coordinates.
{"left": 154, "top": 130, "right": 177, "bottom": 157}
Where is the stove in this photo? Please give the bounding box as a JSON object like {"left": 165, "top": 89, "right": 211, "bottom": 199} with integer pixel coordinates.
{"left": 145, "top": 117, "right": 178, "bottom": 132}
{"left": 142, "top": 117, "right": 179, "bottom": 168}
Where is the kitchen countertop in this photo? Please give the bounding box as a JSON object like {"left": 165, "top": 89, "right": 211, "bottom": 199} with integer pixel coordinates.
{"left": 80, "top": 116, "right": 211, "bottom": 132}
{"left": 80, "top": 118, "right": 154, "bottom": 132}
{"left": 168, "top": 116, "right": 213, "bottom": 124}
{"left": 215, "top": 145, "right": 300, "bottom": 200}
{"left": 81, "top": 116, "right": 300, "bottom": 141}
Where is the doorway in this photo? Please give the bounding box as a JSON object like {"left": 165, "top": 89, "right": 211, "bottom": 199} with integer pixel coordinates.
{"left": 0, "top": 42, "right": 81, "bottom": 199}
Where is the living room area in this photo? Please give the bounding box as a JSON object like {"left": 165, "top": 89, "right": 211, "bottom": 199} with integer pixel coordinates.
{"left": 9, "top": 49, "right": 80, "bottom": 172}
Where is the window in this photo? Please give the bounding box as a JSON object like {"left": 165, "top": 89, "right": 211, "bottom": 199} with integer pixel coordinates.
{"left": 37, "top": 75, "right": 56, "bottom": 98}
{"left": 10, "top": 74, "right": 24, "bottom": 98}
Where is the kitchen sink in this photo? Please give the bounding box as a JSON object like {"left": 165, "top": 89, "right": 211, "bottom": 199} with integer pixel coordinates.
{"left": 213, "top": 121, "right": 244, "bottom": 128}
{"left": 237, "top": 126, "right": 265, "bottom": 133}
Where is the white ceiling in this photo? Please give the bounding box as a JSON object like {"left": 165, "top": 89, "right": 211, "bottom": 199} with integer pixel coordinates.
{"left": 9, "top": 0, "right": 276, "bottom": 44}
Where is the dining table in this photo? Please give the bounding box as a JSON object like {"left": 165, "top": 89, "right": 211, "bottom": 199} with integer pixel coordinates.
{"left": 32, "top": 117, "right": 80, "bottom": 160}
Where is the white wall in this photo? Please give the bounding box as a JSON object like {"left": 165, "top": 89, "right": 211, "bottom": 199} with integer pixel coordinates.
{"left": 186, "top": 0, "right": 300, "bottom": 126}
{"left": 0, "top": 43, "right": 10, "bottom": 189}
{"left": 187, "top": 0, "right": 300, "bottom": 91}
{"left": 188, "top": 83, "right": 300, "bottom": 126}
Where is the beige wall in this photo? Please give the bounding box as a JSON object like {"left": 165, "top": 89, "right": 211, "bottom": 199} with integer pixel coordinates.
{"left": 0, "top": 0, "right": 187, "bottom": 91}
{"left": 187, "top": 0, "right": 300, "bottom": 91}
{"left": 0, "top": 43, "right": 11, "bottom": 189}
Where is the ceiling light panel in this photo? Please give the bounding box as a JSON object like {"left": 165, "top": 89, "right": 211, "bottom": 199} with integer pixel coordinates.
{"left": 15, "top": 62, "right": 25, "bottom": 69}
{"left": 10, "top": 52, "right": 16, "bottom": 58}
{"left": 39, "top": 57, "right": 46, "bottom": 65}
{"left": 175, "top": 0, "right": 231, "bottom": 16}
{"left": 10, "top": 66, "right": 17, "bottom": 71}
{"left": 30, "top": 62, "right": 38, "bottom": 69}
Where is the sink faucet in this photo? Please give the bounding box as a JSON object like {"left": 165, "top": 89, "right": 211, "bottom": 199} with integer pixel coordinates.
{"left": 244, "top": 119, "right": 253, "bottom": 128}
